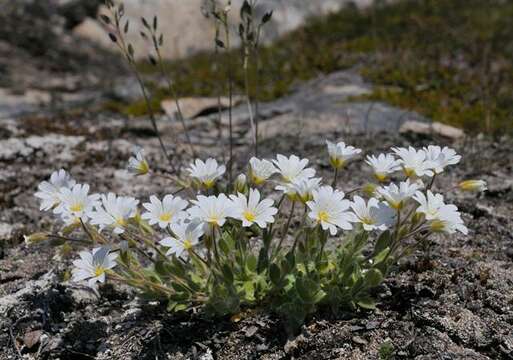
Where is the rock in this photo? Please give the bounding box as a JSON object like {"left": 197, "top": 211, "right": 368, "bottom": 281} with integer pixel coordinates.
{"left": 0, "top": 223, "right": 15, "bottom": 241}
{"left": 399, "top": 120, "right": 464, "bottom": 139}
{"left": 0, "top": 135, "right": 84, "bottom": 161}
{"left": 0, "top": 271, "right": 57, "bottom": 315}
{"left": 23, "top": 329, "right": 43, "bottom": 349}
{"left": 87, "top": 0, "right": 372, "bottom": 60}
{"left": 73, "top": 18, "right": 113, "bottom": 50}
{"left": 162, "top": 97, "right": 241, "bottom": 119}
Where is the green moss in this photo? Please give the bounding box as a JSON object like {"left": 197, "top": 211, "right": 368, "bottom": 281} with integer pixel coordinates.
{"left": 118, "top": 0, "right": 513, "bottom": 134}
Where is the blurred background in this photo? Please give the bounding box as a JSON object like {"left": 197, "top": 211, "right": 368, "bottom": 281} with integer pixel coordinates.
{"left": 1, "top": 0, "right": 512, "bottom": 134}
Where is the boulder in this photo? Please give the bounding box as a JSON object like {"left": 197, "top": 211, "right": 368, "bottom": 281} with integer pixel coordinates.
{"left": 399, "top": 120, "right": 465, "bottom": 139}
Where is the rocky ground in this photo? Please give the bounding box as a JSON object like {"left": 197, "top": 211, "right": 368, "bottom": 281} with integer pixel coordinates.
{"left": 1, "top": 3, "right": 513, "bottom": 358}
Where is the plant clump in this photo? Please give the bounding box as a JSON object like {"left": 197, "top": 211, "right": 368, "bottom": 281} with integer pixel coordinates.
{"left": 28, "top": 142, "right": 485, "bottom": 331}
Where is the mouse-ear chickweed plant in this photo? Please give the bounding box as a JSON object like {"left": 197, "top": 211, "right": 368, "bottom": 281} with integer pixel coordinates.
{"left": 29, "top": 141, "right": 485, "bottom": 331}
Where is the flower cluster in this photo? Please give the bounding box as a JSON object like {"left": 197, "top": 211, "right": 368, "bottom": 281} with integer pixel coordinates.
{"left": 31, "top": 141, "right": 485, "bottom": 329}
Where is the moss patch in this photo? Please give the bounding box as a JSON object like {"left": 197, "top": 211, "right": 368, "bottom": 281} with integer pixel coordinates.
{"left": 121, "top": 0, "right": 513, "bottom": 134}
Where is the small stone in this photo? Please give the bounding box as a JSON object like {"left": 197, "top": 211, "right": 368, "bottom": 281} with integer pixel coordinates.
{"left": 23, "top": 330, "right": 42, "bottom": 349}
{"left": 399, "top": 120, "right": 464, "bottom": 139}
{"left": 352, "top": 336, "right": 368, "bottom": 345}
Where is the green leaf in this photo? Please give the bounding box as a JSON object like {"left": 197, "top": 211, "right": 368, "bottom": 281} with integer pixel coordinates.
{"left": 364, "top": 268, "right": 384, "bottom": 287}
{"left": 222, "top": 264, "right": 234, "bottom": 284}
{"left": 246, "top": 255, "right": 257, "bottom": 273}
{"left": 374, "top": 231, "right": 391, "bottom": 255}
{"left": 270, "top": 264, "right": 281, "bottom": 286}
{"left": 373, "top": 247, "right": 390, "bottom": 265}
{"left": 356, "top": 295, "right": 376, "bottom": 310}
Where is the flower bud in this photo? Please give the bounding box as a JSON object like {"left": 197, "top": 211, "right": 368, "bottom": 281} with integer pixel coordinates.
{"left": 234, "top": 174, "right": 247, "bottom": 193}
{"left": 362, "top": 183, "right": 378, "bottom": 197}
{"left": 24, "top": 232, "right": 48, "bottom": 245}
{"left": 458, "top": 180, "right": 487, "bottom": 192}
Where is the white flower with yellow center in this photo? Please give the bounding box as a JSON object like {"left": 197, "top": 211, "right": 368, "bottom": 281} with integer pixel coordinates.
{"left": 72, "top": 247, "right": 118, "bottom": 288}
{"left": 377, "top": 179, "right": 421, "bottom": 209}
{"left": 392, "top": 146, "right": 434, "bottom": 178}
{"left": 35, "top": 169, "right": 76, "bottom": 211}
{"left": 230, "top": 188, "right": 277, "bottom": 228}
{"left": 89, "top": 193, "right": 139, "bottom": 234}
{"left": 187, "top": 158, "right": 226, "bottom": 189}
{"left": 458, "top": 180, "right": 487, "bottom": 192}
{"left": 307, "top": 186, "right": 355, "bottom": 235}
{"left": 326, "top": 140, "right": 361, "bottom": 169}
{"left": 160, "top": 221, "right": 204, "bottom": 257}
{"left": 365, "top": 153, "right": 401, "bottom": 182}
{"left": 141, "top": 194, "right": 188, "bottom": 229}
{"left": 277, "top": 177, "right": 322, "bottom": 203}
{"left": 429, "top": 205, "right": 468, "bottom": 235}
{"left": 249, "top": 157, "right": 277, "bottom": 185}
{"left": 54, "top": 183, "right": 99, "bottom": 224}
{"left": 350, "top": 196, "right": 395, "bottom": 231}
{"left": 273, "top": 154, "right": 315, "bottom": 183}
{"left": 127, "top": 146, "right": 150, "bottom": 175}
{"left": 188, "top": 194, "right": 235, "bottom": 227}
{"left": 413, "top": 190, "right": 446, "bottom": 220}
{"left": 423, "top": 145, "right": 461, "bottom": 174}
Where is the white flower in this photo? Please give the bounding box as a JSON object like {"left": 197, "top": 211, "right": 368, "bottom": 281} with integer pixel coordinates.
{"left": 230, "top": 188, "right": 277, "bottom": 228}
{"left": 326, "top": 140, "right": 361, "bottom": 169}
{"left": 160, "top": 221, "right": 204, "bottom": 256}
{"left": 377, "top": 179, "right": 421, "bottom": 209}
{"left": 89, "top": 193, "right": 139, "bottom": 234}
{"left": 72, "top": 247, "right": 118, "bottom": 288}
{"left": 458, "top": 180, "right": 487, "bottom": 192}
{"left": 413, "top": 190, "right": 446, "bottom": 220}
{"left": 54, "top": 184, "right": 99, "bottom": 224}
{"left": 350, "top": 196, "right": 396, "bottom": 231}
{"left": 141, "top": 195, "right": 188, "bottom": 229}
{"left": 35, "top": 169, "right": 76, "bottom": 211}
{"left": 127, "top": 146, "right": 149, "bottom": 175}
{"left": 413, "top": 191, "right": 467, "bottom": 234}
{"left": 423, "top": 145, "right": 461, "bottom": 174}
{"left": 392, "top": 146, "right": 434, "bottom": 177}
{"left": 273, "top": 154, "right": 315, "bottom": 183}
{"left": 307, "top": 186, "right": 354, "bottom": 235}
{"left": 187, "top": 158, "right": 226, "bottom": 189}
{"left": 249, "top": 157, "right": 277, "bottom": 185}
{"left": 188, "top": 194, "right": 235, "bottom": 227}
{"left": 429, "top": 205, "right": 468, "bottom": 235}
{"left": 365, "top": 153, "right": 401, "bottom": 182}
{"left": 276, "top": 177, "right": 321, "bottom": 203}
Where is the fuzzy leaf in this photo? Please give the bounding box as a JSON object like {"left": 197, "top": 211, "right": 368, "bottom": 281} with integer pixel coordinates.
{"left": 364, "top": 268, "right": 383, "bottom": 287}
{"left": 270, "top": 264, "right": 281, "bottom": 285}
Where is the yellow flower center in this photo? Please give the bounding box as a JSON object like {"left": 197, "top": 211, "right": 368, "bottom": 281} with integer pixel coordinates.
{"left": 243, "top": 210, "right": 256, "bottom": 222}
{"left": 361, "top": 216, "right": 375, "bottom": 225}
{"left": 430, "top": 220, "right": 446, "bottom": 232}
{"left": 159, "top": 212, "right": 172, "bottom": 222}
{"left": 207, "top": 216, "right": 220, "bottom": 226}
{"left": 403, "top": 167, "right": 415, "bottom": 178}
{"left": 374, "top": 173, "right": 387, "bottom": 182}
{"left": 115, "top": 217, "right": 127, "bottom": 227}
{"left": 317, "top": 210, "right": 330, "bottom": 222}
{"left": 183, "top": 240, "right": 193, "bottom": 250}
{"left": 203, "top": 179, "right": 215, "bottom": 189}
{"left": 94, "top": 266, "right": 105, "bottom": 277}
{"left": 70, "top": 203, "right": 84, "bottom": 212}
{"left": 330, "top": 156, "right": 346, "bottom": 169}
{"left": 252, "top": 174, "right": 265, "bottom": 185}
{"left": 137, "top": 160, "right": 149, "bottom": 175}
